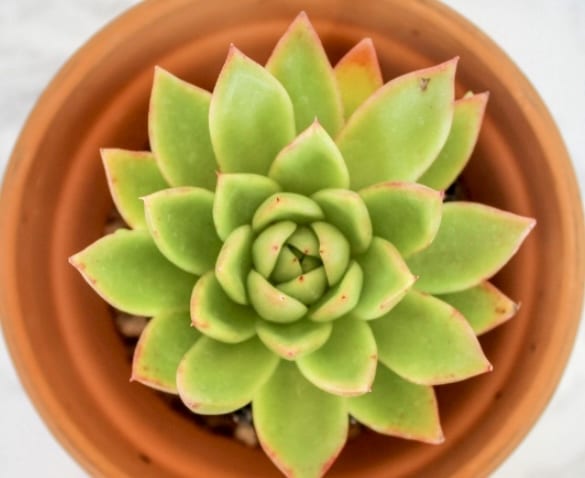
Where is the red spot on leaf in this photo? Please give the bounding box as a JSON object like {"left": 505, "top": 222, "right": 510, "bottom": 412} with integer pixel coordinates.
{"left": 298, "top": 275, "right": 305, "bottom": 282}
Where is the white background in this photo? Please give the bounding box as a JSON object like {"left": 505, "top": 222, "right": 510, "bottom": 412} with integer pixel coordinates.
{"left": 1, "top": 1, "right": 584, "bottom": 476}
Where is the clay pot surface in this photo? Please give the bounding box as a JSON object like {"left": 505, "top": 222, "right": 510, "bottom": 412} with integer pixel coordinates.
{"left": 1, "top": 0, "right": 583, "bottom": 477}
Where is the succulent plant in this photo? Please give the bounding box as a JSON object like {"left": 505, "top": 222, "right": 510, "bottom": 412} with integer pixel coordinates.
{"left": 70, "top": 12, "right": 535, "bottom": 478}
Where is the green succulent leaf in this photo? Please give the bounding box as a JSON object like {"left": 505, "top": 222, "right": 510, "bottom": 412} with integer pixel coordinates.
{"left": 209, "top": 47, "right": 295, "bottom": 175}
{"left": 268, "top": 121, "right": 349, "bottom": 196}
{"left": 178, "top": 336, "right": 279, "bottom": 414}
{"left": 334, "top": 38, "right": 383, "bottom": 120}
{"left": 419, "top": 92, "right": 489, "bottom": 190}
{"left": 437, "top": 281, "right": 518, "bottom": 335}
{"left": 248, "top": 270, "right": 308, "bottom": 323}
{"left": 69, "top": 229, "right": 195, "bottom": 316}
{"left": 277, "top": 267, "right": 328, "bottom": 306}
{"left": 312, "top": 189, "right": 372, "bottom": 254}
{"left": 298, "top": 316, "right": 377, "bottom": 396}
{"left": 337, "top": 58, "right": 457, "bottom": 190}
{"left": 347, "top": 363, "right": 443, "bottom": 443}
{"left": 301, "top": 255, "right": 322, "bottom": 273}
{"left": 309, "top": 261, "right": 363, "bottom": 322}
{"left": 143, "top": 187, "right": 222, "bottom": 275}
{"left": 372, "top": 290, "right": 492, "bottom": 385}
{"left": 213, "top": 173, "right": 281, "bottom": 241}
{"left": 131, "top": 312, "right": 200, "bottom": 394}
{"left": 149, "top": 67, "right": 217, "bottom": 189}
{"left": 311, "top": 222, "right": 350, "bottom": 286}
{"left": 252, "top": 221, "right": 297, "bottom": 278}
{"left": 101, "top": 149, "right": 168, "bottom": 229}
{"left": 407, "top": 202, "right": 536, "bottom": 294}
{"left": 190, "top": 272, "right": 258, "bottom": 343}
{"left": 353, "top": 238, "right": 416, "bottom": 320}
{"left": 215, "top": 225, "right": 253, "bottom": 305}
{"left": 360, "top": 182, "right": 443, "bottom": 257}
{"left": 254, "top": 361, "right": 347, "bottom": 478}
{"left": 271, "top": 248, "right": 303, "bottom": 283}
{"left": 257, "top": 320, "right": 333, "bottom": 360}
{"left": 252, "top": 193, "right": 324, "bottom": 232}
{"left": 266, "top": 12, "right": 343, "bottom": 136}
{"left": 287, "top": 226, "right": 320, "bottom": 257}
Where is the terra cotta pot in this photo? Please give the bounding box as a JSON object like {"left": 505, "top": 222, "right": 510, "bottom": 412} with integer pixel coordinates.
{"left": 1, "top": 1, "right": 583, "bottom": 477}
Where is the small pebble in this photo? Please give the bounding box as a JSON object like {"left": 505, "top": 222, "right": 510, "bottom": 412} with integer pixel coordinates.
{"left": 234, "top": 423, "right": 258, "bottom": 447}
{"left": 116, "top": 313, "right": 148, "bottom": 338}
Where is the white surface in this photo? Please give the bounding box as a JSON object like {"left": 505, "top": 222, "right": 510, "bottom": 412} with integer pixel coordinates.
{"left": 0, "top": 1, "right": 583, "bottom": 476}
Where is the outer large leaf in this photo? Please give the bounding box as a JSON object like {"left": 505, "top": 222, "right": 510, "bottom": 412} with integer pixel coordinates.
{"left": 215, "top": 225, "right": 253, "bottom": 305}
{"left": 353, "top": 238, "right": 416, "bottom": 320}
{"left": 101, "top": 149, "right": 168, "bottom": 229}
{"left": 209, "top": 47, "right": 295, "bottom": 175}
{"left": 177, "top": 336, "right": 279, "bottom": 414}
{"left": 252, "top": 193, "right": 324, "bottom": 231}
{"left": 337, "top": 58, "right": 457, "bottom": 190}
{"left": 190, "top": 272, "right": 258, "bottom": 343}
{"left": 254, "top": 362, "right": 347, "bottom": 478}
{"left": 266, "top": 12, "right": 343, "bottom": 136}
{"left": 360, "top": 182, "right": 443, "bottom": 257}
{"left": 298, "top": 317, "right": 377, "bottom": 396}
{"left": 372, "top": 290, "right": 492, "bottom": 385}
{"left": 347, "top": 363, "right": 443, "bottom": 444}
{"left": 69, "top": 230, "right": 195, "bottom": 316}
{"left": 312, "top": 189, "right": 372, "bottom": 254}
{"left": 407, "top": 202, "right": 536, "bottom": 294}
{"left": 149, "top": 67, "right": 217, "bottom": 189}
{"left": 268, "top": 121, "right": 349, "bottom": 195}
{"left": 437, "top": 281, "right": 518, "bottom": 335}
{"left": 256, "top": 320, "right": 332, "bottom": 360}
{"left": 334, "top": 38, "right": 383, "bottom": 120}
{"left": 132, "top": 312, "right": 200, "bottom": 393}
{"left": 213, "top": 173, "right": 281, "bottom": 241}
{"left": 248, "top": 270, "right": 308, "bottom": 323}
{"left": 419, "top": 92, "right": 489, "bottom": 190}
{"left": 143, "top": 188, "right": 222, "bottom": 275}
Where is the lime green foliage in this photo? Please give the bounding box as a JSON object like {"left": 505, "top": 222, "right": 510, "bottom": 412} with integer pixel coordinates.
{"left": 71, "top": 12, "right": 535, "bottom": 478}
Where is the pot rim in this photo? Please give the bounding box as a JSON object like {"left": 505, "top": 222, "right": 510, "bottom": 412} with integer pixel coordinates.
{"left": 1, "top": 0, "right": 583, "bottom": 476}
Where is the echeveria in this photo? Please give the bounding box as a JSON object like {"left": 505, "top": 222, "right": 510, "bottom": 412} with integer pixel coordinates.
{"left": 70, "top": 12, "right": 535, "bottom": 478}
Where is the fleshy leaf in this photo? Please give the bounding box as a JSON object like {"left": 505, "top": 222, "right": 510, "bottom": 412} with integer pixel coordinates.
{"left": 311, "top": 222, "right": 350, "bottom": 286}
{"left": 277, "top": 267, "right": 328, "bottom": 306}
{"left": 248, "top": 270, "right": 308, "bottom": 323}
{"left": 337, "top": 58, "right": 457, "bottom": 190}
{"left": 309, "top": 261, "right": 363, "bottom": 322}
{"left": 132, "top": 312, "right": 200, "bottom": 394}
{"left": 360, "top": 182, "right": 443, "bottom": 257}
{"left": 419, "top": 92, "right": 489, "bottom": 190}
{"left": 347, "top": 363, "right": 443, "bottom": 443}
{"left": 143, "top": 188, "right": 222, "bottom": 275}
{"left": 353, "top": 238, "right": 416, "bottom": 320}
{"left": 256, "top": 320, "right": 332, "bottom": 360}
{"left": 437, "top": 281, "right": 518, "bottom": 335}
{"left": 252, "top": 193, "right": 324, "bottom": 231}
{"left": 215, "top": 225, "right": 253, "bottom": 305}
{"left": 190, "top": 272, "right": 258, "bottom": 343}
{"left": 312, "top": 189, "right": 373, "bottom": 254}
{"left": 254, "top": 362, "right": 347, "bottom": 478}
{"left": 301, "top": 255, "right": 322, "bottom": 273}
{"left": 372, "top": 290, "right": 492, "bottom": 385}
{"left": 149, "top": 67, "right": 217, "bottom": 189}
{"left": 213, "top": 173, "right": 281, "bottom": 241}
{"left": 334, "top": 38, "right": 383, "bottom": 120}
{"left": 266, "top": 12, "right": 343, "bottom": 136}
{"left": 209, "top": 47, "right": 295, "bottom": 175}
{"left": 268, "top": 121, "right": 349, "bottom": 195}
{"left": 298, "top": 316, "right": 377, "bottom": 396}
{"left": 178, "top": 336, "right": 279, "bottom": 414}
{"left": 69, "top": 229, "right": 195, "bottom": 316}
{"left": 101, "top": 149, "right": 168, "bottom": 229}
{"left": 407, "top": 202, "right": 536, "bottom": 294}
{"left": 287, "top": 226, "right": 319, "bottom": 257}
{"left": 271, "top": 248, "right": 303, "bottom": 283}
{"left": 252, "top": 221, "right": 297, "bottom": 278}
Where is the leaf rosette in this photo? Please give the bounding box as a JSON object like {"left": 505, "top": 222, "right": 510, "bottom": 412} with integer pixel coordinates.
{"left": 70, "top": 13, "right": 535, "bottom": 478}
